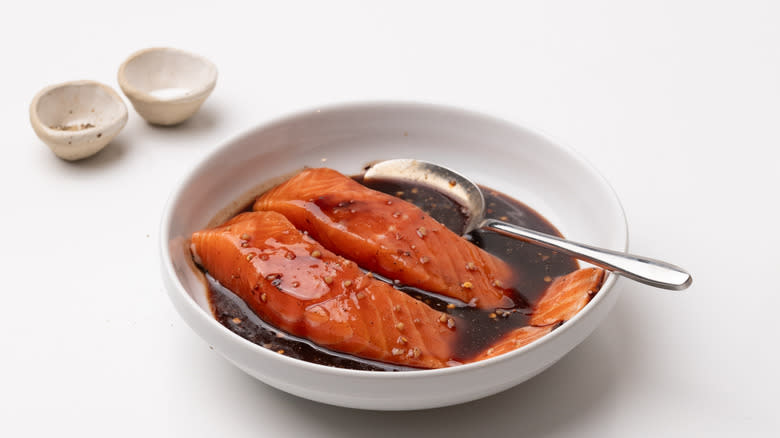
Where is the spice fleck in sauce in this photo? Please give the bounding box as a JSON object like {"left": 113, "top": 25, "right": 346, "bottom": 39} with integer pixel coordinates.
{"left": 206, "top": 176, "right": 578, "bottom": 370}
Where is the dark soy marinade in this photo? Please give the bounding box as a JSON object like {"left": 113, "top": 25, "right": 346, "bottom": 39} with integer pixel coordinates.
{"left": 206, "top": 177, "right": 578, "bottom": 370}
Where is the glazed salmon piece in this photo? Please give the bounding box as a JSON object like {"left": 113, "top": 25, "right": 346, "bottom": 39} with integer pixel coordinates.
{"left": 470, "top": 268, "right": 605, "bottom": 362}
{"left": 471, "top": 325, "right": 553, "bottom": 362}
{"left": 191, "top": 211, "right": 458, "bottom": 369}
{"left": 529, "top": 267, "right": 606, "bottom": 327}
{"left": 253, "top": 168, "right": 516, "bottom": 310}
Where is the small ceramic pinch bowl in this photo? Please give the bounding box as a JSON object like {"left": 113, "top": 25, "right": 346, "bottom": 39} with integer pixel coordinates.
{"left": 160, "top": 102, "right": 628, "bottom": 410}
{"left": 118, "top": 47, "right": 217, "bottom": 126}
{"left": 29, "top": 80, "right": 128, "bottom": 161}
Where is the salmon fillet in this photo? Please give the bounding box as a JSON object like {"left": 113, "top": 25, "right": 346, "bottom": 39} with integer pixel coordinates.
{"left": 529, "top": 268, "right": 605, "bottom": 327}
{"left": 472, "top": 268, "right": 605, "bottom": 361}
{"left": 253, "top": 168, "right": 516, "bottom": 310}
{"left": 472, "top": 325, "right": 553, "bottom": 362}
{"left": 191, "top": 211, "right": 458, "bottom": 369}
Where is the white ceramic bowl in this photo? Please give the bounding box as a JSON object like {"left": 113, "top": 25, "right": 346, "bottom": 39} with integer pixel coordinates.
{"left": 160, "top": 102, "right": 628, "bottom": 410}
{"left": 29, "top": 80, "right": 128, "bottom": 161}
{"left": 118, "top": 47, "right": 217, "bottom": 125}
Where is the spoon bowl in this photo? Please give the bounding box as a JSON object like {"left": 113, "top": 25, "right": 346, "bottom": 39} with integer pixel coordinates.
{"left": 364, "top": 158, "right": 485, "bottom": 234}
{"left": 364, "top": 158, "right": 692, "bottom": 291}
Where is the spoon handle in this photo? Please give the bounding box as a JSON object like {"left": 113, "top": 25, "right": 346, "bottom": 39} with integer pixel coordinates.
{"left": 480, "top": 219, "right": 692, "bottom": 290}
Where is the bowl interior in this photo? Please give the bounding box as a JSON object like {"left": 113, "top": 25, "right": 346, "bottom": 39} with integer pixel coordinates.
{"left": 35, "top": 82, "right": 125, "bottom": 130}
{"left": 122, "top": 49, "right": 216, "bottom": 98}
{"left": 165, "top": 102, "right": 626, "bottom": 321}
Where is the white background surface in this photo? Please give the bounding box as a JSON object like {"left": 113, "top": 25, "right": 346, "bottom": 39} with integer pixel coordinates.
{"left": 1, "top": 1, "right": 778, "bottom": 436}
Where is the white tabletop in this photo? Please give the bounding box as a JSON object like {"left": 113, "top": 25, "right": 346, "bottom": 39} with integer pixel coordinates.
{"left": 2, "top": 1, "right": 778, "bottom": 436}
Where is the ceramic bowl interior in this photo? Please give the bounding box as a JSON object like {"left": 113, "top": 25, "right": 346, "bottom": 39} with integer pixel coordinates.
{"left": 120, "top": 48, "right": 217, "bottom": 100}
{"left": 34, "top": 81, "right": 126, "bottom": 130}
{"left": 160, "top": 102, "right": 628, "bottom": 410}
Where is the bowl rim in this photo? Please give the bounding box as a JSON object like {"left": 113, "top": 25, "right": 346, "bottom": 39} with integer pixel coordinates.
{"left": 159, "top": 100, "right": 628, "bottom": 379}
{"left": 117, "top": 47, "right": 218, "bottom": 104}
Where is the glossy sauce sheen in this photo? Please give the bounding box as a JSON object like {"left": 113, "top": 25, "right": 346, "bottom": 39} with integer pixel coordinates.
{"left": 207, "top": 177, "right": 578, "bottom": 370}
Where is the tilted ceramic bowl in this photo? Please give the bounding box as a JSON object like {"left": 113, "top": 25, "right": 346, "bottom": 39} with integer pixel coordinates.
{"left": 160, "top": 102, "right": 627, "bottom": 410}
{"left": 118, "top": 47, "right": 217, "bottom": 125}
{"left": 30, "top": 80, "right": 128, "bottom": 161}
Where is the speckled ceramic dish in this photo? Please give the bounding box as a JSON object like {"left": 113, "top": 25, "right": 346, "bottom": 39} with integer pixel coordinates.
{"left": 160, "top": 102, "right": 628, "bottom": 410}
{"left": 29, "top": 80, "right": 128, "bottom": 161}
{"left": 118, "top": 47, "right": 217, "bottom": 125}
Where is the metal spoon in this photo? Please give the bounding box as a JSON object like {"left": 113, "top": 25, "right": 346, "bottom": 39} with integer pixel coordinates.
{"left": 363, "top": 159, "right": 692, "bottom": 291}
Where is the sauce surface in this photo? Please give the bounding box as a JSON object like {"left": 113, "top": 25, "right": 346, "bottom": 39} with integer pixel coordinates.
{"left": 207, "top": 177, "right": 578, "bottom": 370}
